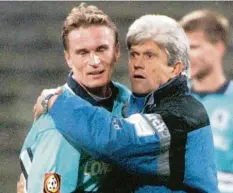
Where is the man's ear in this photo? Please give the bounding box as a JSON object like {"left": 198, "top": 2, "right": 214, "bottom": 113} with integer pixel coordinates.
{"left": 171, "top": 61, "right": 184, "bottom": 78}
{"left": 114, "top": 44, "right": 120, "bottom": 62}
{"left": 64, "top": 50, "right": 73, "bottom": 69}
{"left": 215, "top": 40, "right": 226, "bottom": 59}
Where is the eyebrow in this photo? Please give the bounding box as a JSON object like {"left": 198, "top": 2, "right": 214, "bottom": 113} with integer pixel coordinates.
{"left": 74, "top": 44, "right": 110, "bottom": 53}
{"left": 75, "top": 48, "right": 88, "bottom": 53}
{"left": 130, "top": 48, "right": 158, "bottom": 55}
{"left": 97, "top": 44, "right": 109, "bottom": 49}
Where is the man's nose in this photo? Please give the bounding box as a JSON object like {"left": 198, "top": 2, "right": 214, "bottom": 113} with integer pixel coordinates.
{"left": 89, "top": 53, "right": 100, "bottom": 67}
{"left": 134, "top": 56, "right": 144, "bottom": 68}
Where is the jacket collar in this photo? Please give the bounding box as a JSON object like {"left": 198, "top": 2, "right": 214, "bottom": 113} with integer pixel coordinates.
{"left": 67, "top": 72, "right": 118, "bottom": 111}
{"left": 191, "top": 80, "right": 230, "bottom": 98}
{"left": 145, "top": 75, "right": 189, "bottom": 107}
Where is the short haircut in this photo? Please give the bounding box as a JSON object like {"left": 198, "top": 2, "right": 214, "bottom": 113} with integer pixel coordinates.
{"left": 126, "top": 14, "right": 190, "bottom": 74}
{"left": 179, "top": 9, "right": 229, "bottom": 46}
{"left": 62, "top": 3, "right": 119, "bottom": 50}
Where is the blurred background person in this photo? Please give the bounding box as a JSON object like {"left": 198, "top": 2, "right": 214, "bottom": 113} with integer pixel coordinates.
{"left": 180, "top": 9, "right": 233, "bottom": 193}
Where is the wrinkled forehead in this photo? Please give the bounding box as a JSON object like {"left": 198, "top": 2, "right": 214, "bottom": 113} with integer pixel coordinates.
{"left": 129, "top": 38, "right": 165, "bottom": 51}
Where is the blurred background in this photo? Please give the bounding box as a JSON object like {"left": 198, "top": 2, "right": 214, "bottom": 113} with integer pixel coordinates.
{"left": 1, "top": 1, "right": 233, "bottom": 192}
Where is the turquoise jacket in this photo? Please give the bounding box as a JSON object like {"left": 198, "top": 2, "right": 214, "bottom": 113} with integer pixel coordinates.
{"left": 192, "top": 81, "right": 233, "bottom": 193}
{"left": 19, "top": 82, "right": 130, "bottom": 193}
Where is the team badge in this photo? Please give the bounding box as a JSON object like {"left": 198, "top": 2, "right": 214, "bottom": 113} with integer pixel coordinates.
{"left": 43, "top": 173, "right": 61, "bottom": 193}
{"left": 211, "top": 109, "right": 229, "bottom": 130}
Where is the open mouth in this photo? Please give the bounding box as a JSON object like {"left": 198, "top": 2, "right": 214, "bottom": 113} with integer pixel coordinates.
{"left": 88, "top": 70, "right": 105, "bottom": 75}
{"left": 133, "top": 74, "right": 145, "bottom": 79}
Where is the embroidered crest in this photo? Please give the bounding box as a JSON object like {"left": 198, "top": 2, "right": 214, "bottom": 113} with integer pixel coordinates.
{"left": 43, "top": 173, "right": 61, "bottom": 193}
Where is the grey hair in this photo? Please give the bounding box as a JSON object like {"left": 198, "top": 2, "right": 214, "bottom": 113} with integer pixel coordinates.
{"left": 126, "top": 14, "right": 190, "bottom": 76}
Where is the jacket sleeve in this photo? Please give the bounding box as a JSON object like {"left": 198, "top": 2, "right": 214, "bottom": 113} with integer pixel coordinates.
{"left": 49, "top": 93, "right": 171, "bottom": 177}
{"left": 49, "top": 93, "right": 219, "bottom": 193}
{"left": 183, "top": 125, "right": 219, "bottom": 193}
{"left": 20, "top": 124, "right": 80, "bottom": 193}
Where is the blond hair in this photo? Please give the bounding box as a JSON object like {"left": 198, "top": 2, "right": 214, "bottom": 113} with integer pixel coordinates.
{"left": 62, "top": 3, "right": 118, "bottom": 50}
{"left": 179, "top": 9, "right": 229, "bottom": 46}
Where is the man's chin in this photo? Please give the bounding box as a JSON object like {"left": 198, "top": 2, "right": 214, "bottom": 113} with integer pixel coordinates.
{"left": 191, "top": 70, "right": 209, "bottom": 80}
{"left": 132, "top": 86, "right": 150, "bottom": 97}
{"left": 132, "top": 92, "right": 149, "bottom": 97}
{"left": 87, "top": 79, "right": 109, "bottom": 88}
